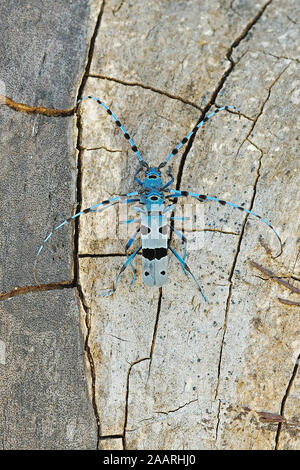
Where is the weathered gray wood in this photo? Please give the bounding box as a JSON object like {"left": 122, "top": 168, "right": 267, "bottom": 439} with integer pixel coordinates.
{"left": 0, "top": 0, "right": 98, "bottom": 449}
{"left": 0, "top": 110, "right": 75, "bottom": 291}
{"left": 0, "top": 0, "right": 90, "bottom": 108}
{"left": 1, "top": 0, "right": 299, "bottom": 451}
{"left": 0, "top": 0, "right": 92, "bottom": 291}
{"left": 79, "top": 0, "right": 300, "bottom": 450}
{"left": 0, "top": 290, "right": 97, "bottom": 449}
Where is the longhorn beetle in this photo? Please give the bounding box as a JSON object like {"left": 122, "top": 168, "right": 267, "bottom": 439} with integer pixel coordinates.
{"left": 34, "top": 96, "right": 282, "bottom": 302}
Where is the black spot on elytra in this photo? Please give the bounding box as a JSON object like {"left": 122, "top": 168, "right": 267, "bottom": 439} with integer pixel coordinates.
{"left": 155, "top": 248, "right": 168, "bottom": 260}
{"left": 142, "top": 248, "right": 167, "bottom": 261}
{"left": 141, "top": 225, "right": 151, "bottom": 235}
{"left": 143, "top": 249, "right": 155, "bottom": 261}
{"left": 159, "top": 225, "right": 168, "bottom": 235}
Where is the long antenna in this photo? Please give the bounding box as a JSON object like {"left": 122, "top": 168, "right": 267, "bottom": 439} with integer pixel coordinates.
{"left": 158, "top": 105, "right": 239, "bottom": 169}
{"left": 78, "top": 96, "right": 144, "bottom": 162}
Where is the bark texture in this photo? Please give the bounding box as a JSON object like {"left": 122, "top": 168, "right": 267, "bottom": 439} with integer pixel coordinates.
{"left": 0, "top": 0, "right": 299, "bottom": 450}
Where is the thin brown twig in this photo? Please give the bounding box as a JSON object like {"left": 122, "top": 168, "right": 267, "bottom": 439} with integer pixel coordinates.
{"left": 250, "top": 261, "right": 300, "bottom": 294}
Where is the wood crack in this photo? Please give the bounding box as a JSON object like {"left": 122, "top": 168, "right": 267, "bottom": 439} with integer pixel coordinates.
{"left": 214, "top": 131, "right": 265, "bottom": 400}
{"left": 123, "top": 357, "right": 150, "bottom": 449}
{"left": 156, "top": 398, "right": 198, "bottom": 416}
{"left": 249, "top": 49, "right": 299, "bottom": 63}
{"left": 275, "top": 354, "right": 300, "bottom": 449}
{"left": 175, "top": 0, "right": 274, "bottom": 204}
{"left": 0, "top": 280, "right": 74, "bottom": 301}
{"left": 80, "top": 145, "right": 123, "bottom": 153}
{"left": 235, "top": 64, "right": 290, "bottom": 157}
{"left": 88, "top": 74, "right": 202, "bottom": 110}
{"left": 148, "top": 287, "right": 163, "bottom": 375}
{"left": 0, "top": 94, "right": 74, "bottom": 116}
{"left": 74, "top": 0, "right": 106, "bottom": 450}
{"left": 215, "top": 399, "right": 222, "bottom": 441}
{"left": 76, "top": 284, "right": 102, "bottom": 448}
